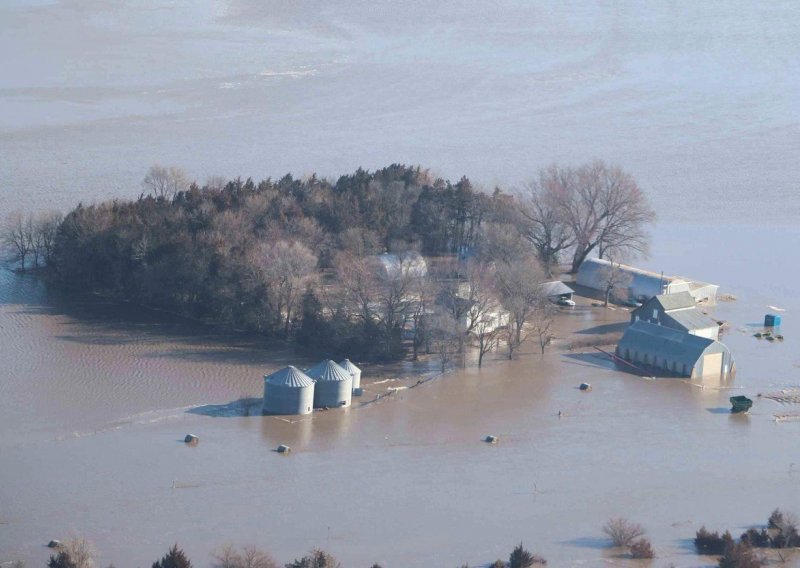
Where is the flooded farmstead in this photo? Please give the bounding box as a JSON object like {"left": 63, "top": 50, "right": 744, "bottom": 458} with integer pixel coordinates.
{"left": 1, "top": 1, "right": 800, "bottom": 567}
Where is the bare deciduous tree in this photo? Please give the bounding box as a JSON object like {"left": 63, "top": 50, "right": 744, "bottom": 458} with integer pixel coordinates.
{"left": 562, "top": 161, "right": 655, "bottom": 273}
{"left": 597, "top": 258, "right": 634, "bottom": 307}
{"left": 495, "top": 257, "right": 548, "bottom": 359}
{"left": 2, "top": 211, "right": 32, "bottom": 270}
{"left": 143, "top": 164, "right": 191, "bottom": 199}
{"left": 603, "top": 517, "right": 646, "bottom": 547}
{"left": 212, "top": 544, "right": 278, "bottom": 568}
{"left": 251, "top": 240, "right": 318, "bottom": 337}
{"left": 521, "top": 166, "right": 576, "bottom": 275}
{"left": 32, "top": 210, "right": 63, "bottom": 267}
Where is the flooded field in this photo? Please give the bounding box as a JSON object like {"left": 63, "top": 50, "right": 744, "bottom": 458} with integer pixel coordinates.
{"left": 2, "top": 223, "right": 800, "bottom": 566}
{"left": 2, "top": 0, "right": 800, "bottom": 565}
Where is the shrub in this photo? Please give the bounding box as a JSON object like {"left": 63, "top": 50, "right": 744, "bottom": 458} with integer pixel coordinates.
{"left": 508, "top": 543, "right": 546, "bottom": 567}
{"left": 490, "top": 561, "right": 506, "bottom": 568}
{"left": 630, "top": 538, "right": 655, "bottom": 559}
{"left": 718, "top": 541, "right": 764, "bottom": 568}
{"left": 152, "top": 545, "right": 192, "bottom": 568}
{"left": 694, "top": 527, "right": 733, "bottom": 555}
{"left": 768, "top": 509, "right": 784, "bottom": 530}
{"left": 603, "top": 518, "right": 646, "bottom": 547}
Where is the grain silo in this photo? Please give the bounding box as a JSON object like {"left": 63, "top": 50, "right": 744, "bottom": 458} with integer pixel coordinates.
{"left": 263, "top": 366, "right": 315, "bottom": 415}
{"left": 338, "top": 359, "right": 362, "bottom": 391}
{"left": 306, "top": 359, "right": 352, "bottom": 408}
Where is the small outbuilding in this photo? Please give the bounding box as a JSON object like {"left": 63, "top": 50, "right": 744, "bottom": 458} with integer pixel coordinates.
{"left": 263, "top": 366, "right": 315, "bottom": 415}
{"left": 631, "top": 292, "right": 720, "bottom": 339}
{"left": 616, "top": 321, "right": 735, "bottom": 380}
{"left": 306, "top": 359, "right": 353, "bottom": 408}
{"left": 541, "top": 280, "right": 575, "bottom": 301}
{"left": 339, "top": 358, "right": 362, "bottom": 391}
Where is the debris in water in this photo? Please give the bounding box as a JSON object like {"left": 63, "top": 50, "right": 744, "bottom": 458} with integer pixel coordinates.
{"left": 277, "top": 444, "right": 291, "bottom": 454}
{"left": 730, "top": 396, "right": 753, "bottom": 413}
{"left": 184, "top": 434, "right": 199, "bottom": 444}
{"left": 48, "top": 540, "right": 62, "bottom": 548}
{"left": 767, "top": 305, "right": 786, "bottom": 312}
{"left": 484, "top": 435, "right": 499, "bottom": 444}
{"left": 579, "top": 382, "right": 592, "bottom": 391}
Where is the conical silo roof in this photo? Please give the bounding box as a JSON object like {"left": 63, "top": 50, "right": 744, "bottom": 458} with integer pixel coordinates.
{"left": 306, "top": 359, "right": 351, "bottom": 382}
{"left": 265, "top": 365, "right": 315, "bottom": 388}
{"left": 338, "top": 359, "right": 361, "bottom": 374}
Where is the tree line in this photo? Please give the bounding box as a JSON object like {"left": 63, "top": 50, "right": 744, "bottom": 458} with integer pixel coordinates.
{"left": 2, "top": 161, "right": 654, "bottom": 364}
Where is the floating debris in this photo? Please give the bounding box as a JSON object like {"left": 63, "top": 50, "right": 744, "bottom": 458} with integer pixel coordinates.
{"left": 484, "top": 435, "right": 499, "bottom": 444}
{"left": 184, "top": 434, "right": 199, "bottom": 444}
{"left": 761, "top": 388, "right": 800, "bottom": 405}
{"left": 579, "top": 382, "right": 592, "bottom": 391}
{"left": 277, "top": 444, "right": 291, "bottom": 454}
{"left": 730, "top": 396, "right": 753, "bottom": 413}
{"left": 47, "top": 540, "right": 62, "bottom": 549}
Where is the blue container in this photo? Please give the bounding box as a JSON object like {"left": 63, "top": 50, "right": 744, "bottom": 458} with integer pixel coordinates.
{"left": 765, "top": 314, "right": 782, "bottom": 327}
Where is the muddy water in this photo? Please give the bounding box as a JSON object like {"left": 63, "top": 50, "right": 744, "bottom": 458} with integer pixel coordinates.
{"left": 2, "top": 0, "right": 800, "bottom": 565}
{"left": 2, "top": 224, "right": 800, "bottom": 567}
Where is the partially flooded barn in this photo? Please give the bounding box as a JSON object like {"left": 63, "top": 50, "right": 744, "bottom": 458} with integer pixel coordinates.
{"left": 263, "top": 366, "right": 315, "bottom": 415}
{"left": 631, "top": 292, "right": 720, "bottom": 339}
{"left": 307, "top": 359, "right": 353, "bottom": 408}
{"left": 339, "top": 358, "right": 362, "bottom": 391}
{"left": 577, "top": 258, "right": 718, "bottom": 302}
{"left": 616, "top": 321, "right": 734, "bottom": 380}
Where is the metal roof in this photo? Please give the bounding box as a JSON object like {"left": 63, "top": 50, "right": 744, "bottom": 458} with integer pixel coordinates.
{"left": 264, "top": 365, "right": 315, "bottom": 388}
{"left": 306, "top": 359, "right": 351, "bottom": 382}
{"left": 617, "top": 321, "right": 716, "bottom": 365}
{"left": 541, "top": 281, "right": 575, "bottom": 297}
{"left": 663, "top": 309, "right": 720, "bottom": 332}
{"left": 653, "top": 292, "right": 696, "bottom": 311}
{"left": 338, "top": 359, "right": 361, "bottom": 374}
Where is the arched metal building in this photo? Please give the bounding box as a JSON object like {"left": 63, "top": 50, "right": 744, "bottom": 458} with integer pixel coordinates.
{"left": 616, "top": 321, "right": 735, "bottom": 380}
{"left": 307, "top": 359, "right": 352, "bottom": 408}
{"left": 263, "top": 366, "right": 315, "bottom": 415}
{"left": 338, "top": 359, "right": 362, "bottom": 391}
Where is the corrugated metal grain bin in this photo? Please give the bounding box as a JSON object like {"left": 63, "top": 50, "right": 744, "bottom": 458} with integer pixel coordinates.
{"left": 307, "top": 359, "right": 352, "bottom": 408}
{"left": 263, "top": 366, "right": 315, "bottom": 415}
{"left": 338, "top": 358, "right": 362, "bottom": 391}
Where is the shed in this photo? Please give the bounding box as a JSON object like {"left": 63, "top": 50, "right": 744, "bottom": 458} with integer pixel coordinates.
{"left": 306, "top": 359, "right": 353, "bottom": 408}
{"left": 576, "top": 258, "right": 718, "bottom": 302}
{"left": 616, "top": 321, "right": 734, "bottom": 380}
{"left": 339, "top": 358, "right": 362, "bottom": 391}
{"left": 631, "top": 292, "right": 720, "bottom": 339}
{"left": 263, "top": 366, "right": 315, "bottom": 415}
{"left": 541, "top": 280, "right": 575, "bottom": 300}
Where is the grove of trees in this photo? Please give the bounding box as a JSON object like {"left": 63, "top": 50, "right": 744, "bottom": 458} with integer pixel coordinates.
{"left": 2, "top": 161, "right": 654, "bottom": 365}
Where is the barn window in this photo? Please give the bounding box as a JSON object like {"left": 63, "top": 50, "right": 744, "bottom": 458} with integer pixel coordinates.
{"left": 653, "top": 309, "right": 658, "bottom": 319}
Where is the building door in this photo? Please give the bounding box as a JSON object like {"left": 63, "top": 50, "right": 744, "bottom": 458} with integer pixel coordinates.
{"left": 702, "top": 352, "right": 723, "bottom": 376}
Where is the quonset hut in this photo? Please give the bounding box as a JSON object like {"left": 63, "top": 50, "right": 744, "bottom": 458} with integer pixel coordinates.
{"left": 263, "top": 366, "right": 315, "bottom": 415}
{"left": 577, "top": 258, "right": 718, "bottom": 302}
{"left": 307, "top": 359, "right": 352, "bottom": 408}
{"left": 616, "top": 321, "right": 735, "bottom": 380}
{"left": 338, "top": 359, "right": 362, "bottom": 391}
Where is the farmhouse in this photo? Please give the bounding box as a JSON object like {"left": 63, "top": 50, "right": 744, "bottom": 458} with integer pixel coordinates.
{"left": 576, "top": 258, "right": 718, "bottom": 302}
{"left": 631, "top": 292, "right": 720, "bottom": 339}
{"left": 616, "top": 321, "right": 734, "bottom": 380}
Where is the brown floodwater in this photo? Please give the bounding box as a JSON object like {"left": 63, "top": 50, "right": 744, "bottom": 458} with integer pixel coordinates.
{"left": 2, "top": 0, "right": 800, "bottom": 564}
{"left": 2, "top": 224, "right": 799, "bottom": 567}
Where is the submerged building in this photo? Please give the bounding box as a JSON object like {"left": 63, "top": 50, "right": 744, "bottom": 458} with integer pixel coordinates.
{"left": 576, "top": 258, "right": 718, "bottom": 303}
{"left": 616, "top": 321, "right": 734, "bottom": 380}
{"left": 631, "top": 292, "right": 720, "bottom": 339}
{"left": 339, "top": 358, "right": 362, "bottom": 391}
{"left": 263, "top": 366, "right": 315, "bottom": 415}
{"left": 307, "top": 359, "right": 353, "bottom": 408}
